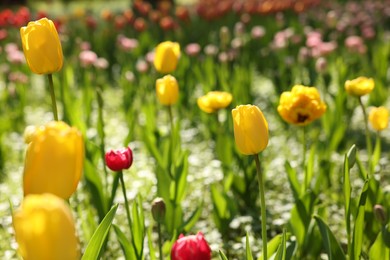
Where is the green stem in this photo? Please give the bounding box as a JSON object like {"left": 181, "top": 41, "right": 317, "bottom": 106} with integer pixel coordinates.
{"left": 157, "top": 222, "right": 163, "bottom": 260}
{"left": 47, "top": 74, "right": 58, "bottom": 121}
{"left": 119, "top": 172, "right": 139, "bottom": 259}
{"left": 168, "top": 105, "right": 175, "bottom": 179}
{"left": 358, "top": 97, "right": 372, "bottom": 171}
{"left": 302, "top": 126, "right": 307, "bottom": 192}
{"left": 254, "top": 154, "right": 268, "bottom": 259}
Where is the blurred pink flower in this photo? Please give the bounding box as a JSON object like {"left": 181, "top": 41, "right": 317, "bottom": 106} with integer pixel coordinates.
{"left": 345, "top": 35, "right": 367, "bottom": 54}
{"left": 315, "top": 57, "right": 327, "bottom": 73}
{"left": 94, "top": 57, "right": 109, "bottom": 70}
{"left": 251, "top": 26, "right": 265, "bottom": 39}
{"left": 0, "top": 29, "right": 7, "bottom": 40}
{"left": 311, "top": 41, "right": 337, "bottom": 58}
{"left": 79, "top": 50, "right": 98, "bottom": 68}
{"left": 9, "top": 72, "right": 28, "bottom": 84}
{"left": 117, "top": 35, "right": 139, "bottom": 52}
{"left": 204, "top": 44, "right": 218, "bottom": 56}
{"left": 7, "top": 50, "right": 25, "bottom": 64}
{"left": 136, "top": 59, "right": 149, "bottom": 73}
{"left": 79, "top": 41, "right": 91, "bottom": 51}
{"left": 125, "top": 71, "right": 135, "bottom": 82}
{"left": 145, "top": 51, "right": 155, "bottom": 64}
{"left": 185, "top": 43, "right": 201, "bottom": 57}
{"left": 305, "top": 31, "right": 322, "bottom": 48}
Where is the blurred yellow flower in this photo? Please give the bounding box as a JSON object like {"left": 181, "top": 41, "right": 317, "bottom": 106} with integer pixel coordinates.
{"left": 369, "top": 106, "right": 389, "bottom": 131}
{"left": 20, "top": 18, "right": 63, "bottom": 75}
{"left": 232, "top": 105, "right": 269, "bottom": 155}
{"left": 156, "top": 74, "right": 179, "bottom": 105}
{"left": 23, "top": 121, "right": 84, "bottom": 199}
{"left": 13, "top": 193, "right": 80, "bottom": 260}
{"left": 153, "top": 41, "right": 180, "bottom": 74}
{"left": 197, "top": 91, "right": 233, "bottom": 113}
{"left": 345, "top": 77, "right": 375, "bottom": 97}
{"left": 277, "top": 85, "right": 327, "bottom": 126}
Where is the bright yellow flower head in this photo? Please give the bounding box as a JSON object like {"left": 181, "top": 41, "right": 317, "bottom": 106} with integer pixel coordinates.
{"left": 20, "top": 17, "right": 63, "bottom": 75}
{"left": 277, "top": 85, "right": 327, "bottom": 126}
{"left": 345, "top": 77, "right": 375, "bottom": 97}
{"left": 23, "top": 121, "right": 84, "bottom": 199}
{"left": 197, "top": 91, "right": 233, "bottom": 113}
{"left": 13, "top": 193, "right": 80, "bottom": 260}
{"left": 232, "top": 105, "right": 269, "bottom": 155}
{"left": 153, "top": 41, "right": 180, "bottom": 74}
{"left": 369, "top": 106, "right": 389, "bottom": 131}
{"left": 156, "top": 74, "right": 179, "bottom": 105}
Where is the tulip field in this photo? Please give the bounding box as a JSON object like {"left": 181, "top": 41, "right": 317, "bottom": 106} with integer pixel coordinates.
{"left": 1, "top": 0, "right": 390, "bottom": 259}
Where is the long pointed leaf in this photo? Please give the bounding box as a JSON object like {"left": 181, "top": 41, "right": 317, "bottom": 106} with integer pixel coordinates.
{"left": 82, "top": 204, "right": 118, "bottom": 260}
{"left": 246, "top": 232, "right": 254, "bottom": 260}
{"left": 275, "top": 229, "right": 287, "bottom": 260}
{"left": 113, "top": 224, "right": 136, "bottom": 260}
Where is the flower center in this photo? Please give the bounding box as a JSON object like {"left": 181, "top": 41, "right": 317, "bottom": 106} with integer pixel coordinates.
{"left": 297, "top": 113, "right": 309, "bottom": 123}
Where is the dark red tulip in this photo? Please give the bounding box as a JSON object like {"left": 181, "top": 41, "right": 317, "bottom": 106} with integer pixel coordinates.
{"left": 171, "top": 232, "right": 211, "bottom": 260}
{"left": 105, "top": 147, "right": 133, "bottom": 171}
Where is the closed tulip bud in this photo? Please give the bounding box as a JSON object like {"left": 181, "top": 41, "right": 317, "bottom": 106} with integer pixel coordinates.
{"left": 105, "top": 146, "right": 133, "bottom": 172}
{"left": 345, "top": 77, "right": 375, "bottom": 97}
{"left": 277, "top": 85, "right": 327, "bottom": 126}
{"left": 197, "top": 91, "right": 233, "bottom": 113}
{"left": 232, "top": 105, "right": 269, "bottom": 155}
{"left": 151, "top": 197, "right": 166, "bottom": 223}
{"left": 373, "top": 205, "right": 387, "bottom": 225}
{"left": 153, "top": 41, "right": 180, "bottom": 74}
{"left": 171, "top": 232, "right": 211, "bottom": 260}
{"left": 20, "top": 17, "right": 63, "bottom": 74}
{"left": 369, "top": 106, "right": 389, "bottom": 131}
{"left": 23, "top": 121, "right": 84, "bottom": 199}
{"left": 156, "top": 74, "right": 179, "bottom": 105}
{"left": 13, "top": 193, "right": 80, "bottom": 260}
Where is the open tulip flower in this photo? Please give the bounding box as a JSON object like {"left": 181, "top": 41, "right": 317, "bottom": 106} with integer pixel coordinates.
{"left": 197, "top": 91, "right": 233, "bottom": 113}
{"left": 344, "top": 76, "right": 375, "bottom": 97}
{"left": 156, "top": 74, "right": 179, "bottom": 106}
{"left": 277, "top": 85, "right": 327, "bottom": 126}
{"left": 153, "top": 41, "right": 180, "bottom": 74}
{"left": 105, "top": 146, "right": 133, "bottom": 171}
{"left": 13, "top": 193, "right": 80, "bottom": 260}
{"left": 20, "top": 17, "right": 63, "bottom": 75}
{"left": 171, "top": 232, "right": 211, "bottom": 260}
{"left": 23, "top": 121, "right": 84, "bottom": 199}
{"left": 369, "top": 106, "right": 389, "bottom": 131}
{"left": 232, "top": 104, "right": 269, "bottom": 155}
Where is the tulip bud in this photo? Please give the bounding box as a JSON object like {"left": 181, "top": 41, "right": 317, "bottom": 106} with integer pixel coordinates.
{"left": 345, "top": 77, "right": 375, "bottom": 97}
{"left": 373, "top": 205, "right": 388, "bottom": 225}
{"left": 232, "top": 105, "right": 269, "bottom": 155}
{"left": 20, "top": 17, "right": 63, "bottom": 74}
{"left": 171, "top": 232, "right": 211, "bottom": 260}
{"left": 151, "top": 197, "right": 166, "bottom": 224}
{"left": 153, "top": 41, "right": 180, "bottom": 74}
{"left": 23, "top": 121, "right": 84, "bottom": 199}
{"left": 155, "top": 74, "right": 179, "bottom": 105}
{"left": 369, "top": 106, "right": 389, "bottom": 131}
{"left": 13, "top": 193, "right": 80, "bottom": 260}
{"left": 105, "top": 146, "right": 133, "bottom": 172}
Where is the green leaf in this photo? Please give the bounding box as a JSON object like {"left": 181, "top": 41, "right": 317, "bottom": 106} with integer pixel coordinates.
{"left": 369, "top": 231, "right": 390, "bottom": 260}
{"left": 219, "top": 250, "right": 229, "bottom": 260}
{"left": 305, "top": 144, "right": 316, "bottom": 190}
{"left": 274, "top": 229, "right": 287, "bottom": 260}
{"left": 182, "top": 202, "right": 203, "bottom": 232}
{"left": 82, "top": 204, "right": 118, "bottom": 260}
{"left": 343, "top": 153, "right": 351, "bottom": 252}
{"left": 259, "top": 233, "right": 283, "bottom": 260}
{"left": 246, "top": 232, "right": 254, "bottom": 260}
{"left": 285, "top": 161, "right": 300, "bottom": 201}
{"left": 351, "top": 180, "right": 369, "bottom": 260}
{"left": 113, "top": 224, "right": 136, "bottom": 260}
{"left": 174, "top": 151, "right": 189, "bottom": 204}
{"left": 147, "top": 224, "right": 157, "bottom": 260}
{"left": 347, "top": 144, "right": 357, "bottom": 169}
{"left": 370, "top": 135, "right": 381, "bottom": 173}
{"left": 314, "top": 215, "right": 346, "bottom": 260}
{"left": 132, "top": 196, "right": 145, "bottom": 258}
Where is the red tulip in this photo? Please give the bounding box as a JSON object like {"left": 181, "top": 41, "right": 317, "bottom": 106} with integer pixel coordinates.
{"left": 171, "top": 232, "right": 211, "bottom": 260}
{"left": 105, "top": 147, "right": 133, "bottom": 171}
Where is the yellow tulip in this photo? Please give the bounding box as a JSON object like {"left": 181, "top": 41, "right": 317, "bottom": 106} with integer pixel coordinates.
{"left": 232, "top": 105, "right": 269, "bottom": 155}
{"left": 153, "top": 41, "right": 180, "bottom": 74}
{"left": 156, "top": 74, "right": 179, "bottom": 105}
{"left": 369, "top": 106, "right": 389, "bottom": 131}
{"left": 197, "top": 91, "right": 233, "bottom": 113}
{"left": 277, "top": 85, "right": 327, "bottom": 126}
{"left": 23, "top": 121, "right": 84, "bottom": 199}
{"left": 20, "top": 17, "right": 63, "bottom": 74}
{"left": 345, "top": 77, "right": 375, "bottom": 97}
{"left": 13, "top": 193, "right": 80, "bottom": 260}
